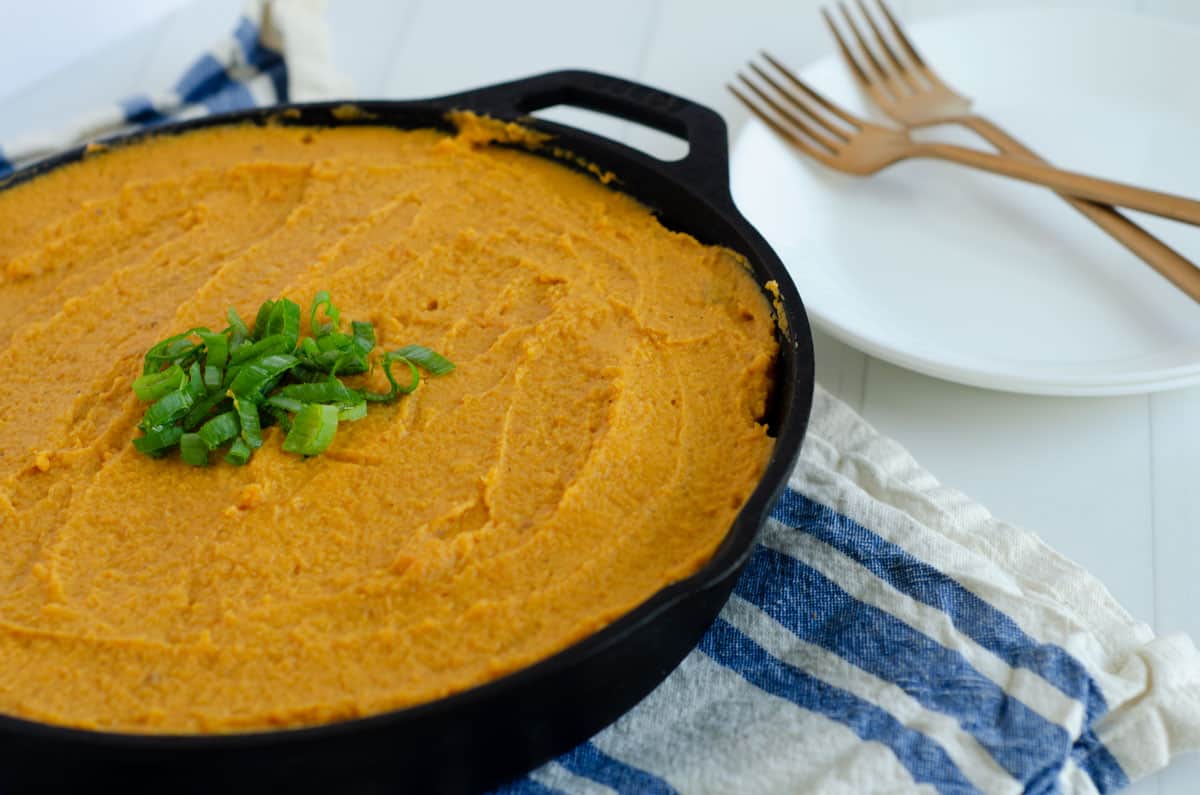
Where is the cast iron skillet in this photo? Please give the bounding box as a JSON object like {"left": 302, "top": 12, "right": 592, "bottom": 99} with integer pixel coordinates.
{"left": 0, "top": 70, "right": 814, "bottom": 794}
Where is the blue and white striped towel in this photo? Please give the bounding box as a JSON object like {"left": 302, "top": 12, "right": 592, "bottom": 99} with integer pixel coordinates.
{"left": 0, "top": 0, "right": 349, "bottom": 179}
{"left": 498, "top": 388, "right": 1200, "bottom": 794}
{"left": 4, "top": 3, "right": 1198, "bottom": 792}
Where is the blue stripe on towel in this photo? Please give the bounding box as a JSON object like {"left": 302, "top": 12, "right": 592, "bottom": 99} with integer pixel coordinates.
{"left": 701, "top": 617, "right": 979, "bottom": 794}
{"left": 175, "top": 54, "right": 256, "bottom": 113}
{"left": 736, "top": 544, "right": 1069, "bottom": 791}
{"left": 233, "top": 18, "right": 289, "bottom": 101}
{"left": 119, "top": 94, "right": 166, "bottom": 126}
{"left": 489, "top": 776, "right": 562, "bottom": 795}
{"left": 772, "top": 490, "right": 1128, "bottom": 790}
{"left": 1071, "top": 733, "right": 1128, "bottom": 794}
{"left": 775, "top": 491, "right": 1111, "bottom": 721}
{"left": 556, "top": 742, "right": 679, "bottom": 794}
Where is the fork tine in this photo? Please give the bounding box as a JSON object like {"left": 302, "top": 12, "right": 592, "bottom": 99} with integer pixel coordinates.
{"left": 759, "top": 51, "right": 862, "bottom": 130}
{"left": 820, "top": 8, "right": 874, "bottom": 93}
{"left": 874, "top": 0, "right": 926, "bottom": 68}
{"left": 727, "top": 83, "right": 830, "bottom": 164}
{"left": 737, "top": 71, "right": 840, "bottom": 153}
{"left": 855, "top": 0, "right": 920, "bottom": 91}
{"left": 747, "top": 63, "right": 846, "bottom": 148}
{"left": 837, "top": 1, "right": 905, "bottom": 97}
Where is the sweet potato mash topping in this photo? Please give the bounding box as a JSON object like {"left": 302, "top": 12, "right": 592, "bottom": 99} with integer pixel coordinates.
{"left": 0, "top": 118, "right": 776, "bottom": 732}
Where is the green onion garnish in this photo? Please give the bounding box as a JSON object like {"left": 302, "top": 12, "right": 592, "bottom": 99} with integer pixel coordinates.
{"left": 265, "top": 394, "right": 305, "bottom": 414}
{"left": 228, "top": 353, "right": 300, "bottom": 402}
{"left": 132, "top": 365, "right": 186, "bottom": 402}
{"left": 197, "top": 411, "right": 240, "bottom": 450}
{"left": 276, "top": 379, "right": 358, "bottom": 405}
{"left": 364, "top": 352, "right": 420, "bottom": 403}
{"left": 179, "top": 433, "right": 210, "bottom": 467}
{"left": 225, "top": 438, "right": 252, "bottom": 466}
{"left": 252, "top": 300, "right": 276, "bottom": 340}
{"left": 230, "top": 333, "right": 293, "bottom": 366}
{"left": 262, "top": 298, "right": 301, "bottom": 349}
{"left": 132, "top": 425, "right": 184, "bottom": 457}
{"left": 131, "top": 292, "right": 454, "bottom": 466}
{"left": 199, "top": 331, "right": 228, "bottom": 370}
{"left": 227, "top": 307, "right": 251, "bottom": 339}
{"left": 310, "top": 290, "right": 340, "bottom": 336}
{"left": 234, "top": 397, "right": 262, "bottom": 449}
{"left": 351, "top": 320, "right": 375, "bottom": 354}
{"left": 281, "top": 403, "right": 339, "bottom": 456}
{"left": 389, "top": 344, "right": 456, "bottom": 377}
{"left": 142, "top": 388, "right": 196, "bottom": 429}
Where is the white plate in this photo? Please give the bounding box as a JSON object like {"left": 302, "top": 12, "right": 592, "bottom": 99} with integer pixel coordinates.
{"left": 730, "top": 8, "right": 1200, "bottom": 396}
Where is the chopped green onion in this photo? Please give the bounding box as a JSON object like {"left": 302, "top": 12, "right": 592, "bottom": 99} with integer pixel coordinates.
{"left": 132, "top": 292, "right": 453, "bottom": 467}
{"left": 263, "top": 298, "right": 301, "bottom": 349}
{"left": 132, "top": 365, "right": 185, "bottom": 402}
{"left": 142, "top": 327, "right": 209, "bottom": 374}
{"left": 227, "top": 307, "right": 251, "bottom": 338}
{"left": 263, "top": 404, "right": 293, "bottom": 433}
{"left": 265, "top": 395, "right": 306, "bottom": 414}
{"left": 252, "top": 300, "right": 276, "bottom": 340}
{"left": 187, "top": 362, "right": 204, "bottom": 397}
{"left": 182, "top": 389, "right": 231, "bottom": 431}
{"left": 390, "top": 344, "right": 456, "bottom": 376}
{"left": 298, "top": 330, "right": 369, "bottom": 376}
{"left": 165, "top": 338, "right": 199, "bottom": 360}
{"left": 365, "top": 353, "right": 419, "bottom": 402}
{"left": 141, "top": 388, "right": 196, "bottom": 430}
{"left": 234, "top": 397, "right": 262, "bottom": 449}
{"left": 179, "top": 433, "right": 209, "bottom": 467}
{"left": 225, "top": 438, "right": 252, "bottom": 466}
{"left": 133, "top": 425, "right": 184, "bottom": 456}
{"left": 351, "top": 321, "right": 375, "bottom": 354}
{"left": 199, "top": 331, "right": 228, "bottom": 370}
{"left": 197, "top": 411, "right": 240, "bottom": 450}
{"left": 226, "top": 307, "right": 250, "bottom": 352}
{"left": 311, "top": 348, "right": 367, "bottom": 376}
{"left": 316, "top": 332, "right": 353, "bottom": 352}
{"left": 282, "top": 403, "right": 339, "bottom": 456}
{"left": 228, "top": 354, "right": 300, "bottom": 401}
{"left": 230, "top": 333, "right": 294, "bottom": 366}
{"left": 288, "top": 366, "right": 334, "bottom": 384}
{"left": 310, "top": 290, "right": 340, "bottom": 336}
{"left": 277, "top": 379, "right": 359, "bottom": 405}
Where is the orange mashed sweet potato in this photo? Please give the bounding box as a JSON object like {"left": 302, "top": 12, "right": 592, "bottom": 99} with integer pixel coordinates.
{"left": 0, "top": 118, "right": 777, "bottom": 732}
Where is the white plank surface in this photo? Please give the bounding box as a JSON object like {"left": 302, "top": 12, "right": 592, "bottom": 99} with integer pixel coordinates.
{"left": 2, "top": 1, "right": 1198, "bottom": 791}
{"left": 0, "top": 0, "right": 190, "bottom": 102}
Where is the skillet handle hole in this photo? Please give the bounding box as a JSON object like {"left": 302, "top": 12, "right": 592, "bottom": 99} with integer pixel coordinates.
{"left": 530, "top": 105, "right": 690, "bottom": 163}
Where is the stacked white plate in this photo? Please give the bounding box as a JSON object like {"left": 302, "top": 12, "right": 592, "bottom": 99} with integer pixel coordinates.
{"left": 731, "top": 8, "right": 1200, "bottom": 396}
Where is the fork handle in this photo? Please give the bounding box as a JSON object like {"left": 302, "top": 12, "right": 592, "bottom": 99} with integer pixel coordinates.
{"left": 956, "top": 116, "right": 1200, "bottom": 303}
{"left": 917, "top": 140, "right": 1200, "bottom": 226}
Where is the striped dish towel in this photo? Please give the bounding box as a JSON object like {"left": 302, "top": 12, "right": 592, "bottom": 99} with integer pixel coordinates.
{"left": 4, "top": 4, "right": 1199, "bottom": 793}
{"left": 0, "top": 0, "right": 349, "bottom": 178}
{"left": 499, "top": 388, "right": 1200, "bottom": 794}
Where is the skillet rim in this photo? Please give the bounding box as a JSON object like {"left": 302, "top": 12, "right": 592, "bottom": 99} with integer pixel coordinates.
{"left": 0, "top": 74, "right": 815, "bottom": 759}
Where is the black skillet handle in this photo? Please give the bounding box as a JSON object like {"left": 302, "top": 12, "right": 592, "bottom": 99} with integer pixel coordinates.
{"left": 436, "top": 70, "right": 733, "bottom": 208}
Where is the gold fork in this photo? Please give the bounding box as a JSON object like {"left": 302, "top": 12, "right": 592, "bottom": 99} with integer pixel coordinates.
{"left": 821, "top": 0, "right": 1200, "bottom": 302}
{"left": 728, "top": 60, "right": 1200, "bottom": 227}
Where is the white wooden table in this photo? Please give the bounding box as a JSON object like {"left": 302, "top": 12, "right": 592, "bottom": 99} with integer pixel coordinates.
{"left": 3, "top": 1, "right": 1197, "bottom": 791}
